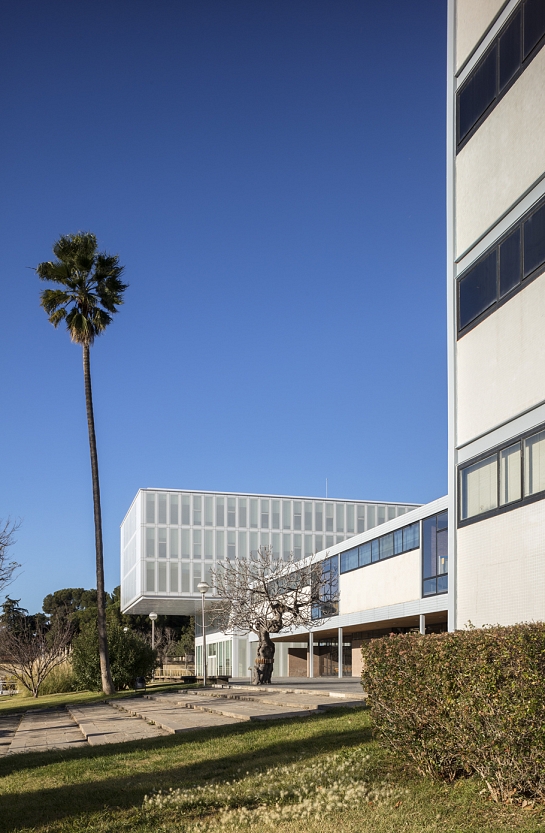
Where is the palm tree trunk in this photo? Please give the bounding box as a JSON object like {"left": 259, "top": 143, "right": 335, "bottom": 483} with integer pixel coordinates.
{"left": 83, "top": 344, "right": 115, "bottom": 695}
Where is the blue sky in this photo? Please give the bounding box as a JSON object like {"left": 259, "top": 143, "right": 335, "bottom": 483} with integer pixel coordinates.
{"left": 1, "top": 0, "right": 447, "bottom": 614}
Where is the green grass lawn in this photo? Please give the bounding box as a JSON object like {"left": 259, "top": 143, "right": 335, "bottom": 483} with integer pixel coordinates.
{"left": 1, "top": 708, "right": 544, "bottom": 833}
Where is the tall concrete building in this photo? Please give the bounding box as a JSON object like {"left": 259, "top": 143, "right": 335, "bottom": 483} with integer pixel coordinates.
{"left": 448, "top": 0, "right": 545, "bottom": 629}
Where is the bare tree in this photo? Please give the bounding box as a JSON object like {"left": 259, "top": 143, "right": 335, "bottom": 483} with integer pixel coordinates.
{"left": 211, "top": 546, "right": 337, "bottom": 685}
{"left": 0, "top": 519, "right": 21, "bottom": 595}
{"left": 0, "top": 610, "right": 73, "bottom": 698}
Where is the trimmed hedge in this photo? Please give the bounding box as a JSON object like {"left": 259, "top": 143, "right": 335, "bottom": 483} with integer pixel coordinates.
{"left": 361, "top": 623, "right": 545, "bottom": 803}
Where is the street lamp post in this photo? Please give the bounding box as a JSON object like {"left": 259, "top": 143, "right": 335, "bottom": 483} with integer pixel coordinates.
{"left": 197, "top": 581, "right": 210, "bottom": 686}
{"left": 149, "top": 612, "right": 158, "bottom": 649}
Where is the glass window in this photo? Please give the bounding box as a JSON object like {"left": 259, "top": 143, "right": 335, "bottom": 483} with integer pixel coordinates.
{"left": 315, "top": 503, "right": 323, "bottom": 531}
{"left": 304, "top": 534, "right": 313, "bottom": 558}
{"left": 293, "top": 501, "right": 302, "bottom": 530}
{"left": 335, "top": 503, "right": 344, "bottom": 532}
{"left": 227, "top": 531, "right": 236, "bottom": 560}
{"left": 146, "top": 562, "right": 155, "bottom": 592}
{"left": 437, "top": 574, "right": 449, "bottom": 593}
{"left": 169, "top": 493, "right": 179, "bottom": 525}
{"left": 458, "top": 46, "right": 497, "bottom": 142}
{"left": 158, "top": 562, "right": 167, "bottom": 593}
{"left": 170, "top": 527, "right": 179, "bottom": 558}
{"left": 250, "top": 532, "right": 258, "bottom": 557}
{"left": 261, "top": 499, "right": 269, "bottom": 528}
{"left": 204, "top": 496, "right": 213, "bottom": 526}
{"left": 524, "top": 202, "right": 545, "bottom": 277}
{"left": 377, "top": 506, "right": 385, "bottom": 525}
{"left": 371, "top": 539, "right": 379, "bottom": 563}
{"left": 314, "top": 534, "right": 323, "bottom": 553}
{"left": 293, "top": 534, "right": 302, "bottom": 561}
{"left": 304, "top": 502, "right": 313, "bottom": 531}
{"left": 158, "top": 493, "right": 167, "bottom": 524}
{"left": 145, "top": 527, "right": 155, "bottom": 558}
{"left": 326, "top": 535, "right": 334, "bottom": 548}
{"left": 524, "top": 429, "right": 545, "bottom": 495}
{"left": 272, "top": 500, "right": 280, "bottom": 529}
{"left": 158, "top": 527, "right": 167, "bottom": 558}
{"left": 193, "top": 563, "right": 202, "bottom": 593}
{"left": 238, "top": 530, "right": 247, "bottom": 559}
{"left": 271, "top": 532, "right": 280, "bottom": 558}
{"left": 346, "top": 504, "right": 355, "bottom": 533}
{"left": 437, "top": 528, "right": 448, "bottom": 575}
{"left": 387, "top": 506, "right": 396, "bottom": 521}
{"left": 216, "top": 497, "right": 224, "bottom": 527}
{"left": 499, "top": 9, "right": 522, "bottom": 90}
{"left": 423, "top": 512, "right": 448, "bottom": 596}
{"left": 181, "top": 529, "right": 190, "bottom": 559}
{"left": 181, "top": 563, "right": 190, "bottom": 593}
{"left": 193, "top": 495, "right": 202, "bottom": 526}
{"left": 460, "top": 454, "right": 498, "bottom": 519}
{"left": 227, "top": 498, "right": 236, "bottom": 527}
{"left": 145, "top": 492, "right": 155, "bottom": 524}
{"left": 340, "top": 547, "right": 359, "bottom": 573}
{"left": 360, "top": 542, "right": 372, "bottom": 566}
{"left": 282, "top": 501, "right": 291, "bottom": 529}
{"left": 524, "top": 0, "right": 545, "bottom": 58}
{"left": 394, "top": 528, "right": 403, "bottom": 555}
{"left": 423, "top": 578, "right": 437, "bottom": 597}
{"left": 357, "top": 505, "right": 366, "bottom": 533}
{"left": 216, "top": 530, "right": 225, "bottom": 560}
{"left": 170, "top": 561, "right": 179, "bottom": 593}
{"left": 403, "top": 522, "right": 420, "bottom": 550}
{"left": 204, "top": 530, "right": 214, "bottom": 560}
{"left": 260, "top": 532, "right": 269, "bottom": 549}
{"left": 282, "top": 533, "right": 291, "bottom": 560}
{"left": 250, "top": 499, "right": 258, "bottom": 528}
{"left": 325, "top": 503, "right": 334, "bottom": 531}
{"left": 193, "top": 529, "right": 201, "bottom": 559}
{"left": 380, "top": 533, "right": 394, "bottom": 560}
{"left": 459, "top": 250, "right": 497, "bottom": 329}
{"left": 423, "top": 516, "right": 437, "bottom": 582}
{"left": 500, "top": 442, "right": 522, "bottom": 505}
{"left": 181, "top": 495, "right": 190, "bottom": 525}
{"left": 238, "top": 498, "right": 247, "bottom": 527}
{"left": 499, "top": 228, "right": 521, "bottom": 297}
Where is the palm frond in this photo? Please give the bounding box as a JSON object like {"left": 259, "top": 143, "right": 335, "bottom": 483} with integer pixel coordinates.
{"left": 40, "top": 288, "right": 73, "bottom": 314}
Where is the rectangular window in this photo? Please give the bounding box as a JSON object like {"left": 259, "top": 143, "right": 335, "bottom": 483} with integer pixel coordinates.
{"left": 335, "top": 503, "right": 344, "bottom": 532}
{"left": 458, "top": 45, "right": 497, "bottom": 142}
{"left": 238, "top": 498, "right": 247, "bottom": 527}
{"left": 250, "top": 499, "right": 258, "bottom": 528}
{"left": 170, "top": 527, "right": 179, "bottom": 558}
{"left": 227, "top": 531, "right": 236, "bottom": 560}
{"left": 394, "top": 528, "right": 403, "bottom": 555}
{"left": 524, "top": 0, "right": 545, "bottom": 58}
{"left": 360, "top": 541, "right": 372, "bottom": 566}
{"left": 181, "top": 529, "right": 190, "bottom": 559}
{"left": 460, "top": 454, "right": 498, "bottom": 520}
{"left": 169, "top": 493, "right": 179, "bottom": 525}
{"left": 227, "top": 497, "right": 236, "bottom": 527}
{"left": 304, "top": 534, "right": 313, "bottom": 558}
{"left": 216, "top": 530, "right": 225, "bottom": 560}
{"left": 216, "top": 497, "right": 224, "bottom": 527}
{"left": 524, "top": 429, "right": 545, "bottom": 495}
{"left": 146, "top": 562, "right": 155, "bottom": 592}
{"left": 371, "top": 539, "right": 379, "bottom": 562}
{"left": 169, "top": 561, "right": 179, "bottom": 593}
{"left": 524, "top": 201, "right": 545, "bottom": 278}
{"left": 204, "top": 496, "right": 213, "bottom": 526}
{"left": 193, "top": 564, "right": 202, "bottom": 593}
{"left": 293, "top": 533, "right": 302, "bottom": 561}
{"left": 340, "top": 547, "right": 359, "bottom": 573}
{"left": 271, "top": 532, "right": 280, "bottom": 558}
{"left": 325, "top": 503, "right": 334, "bottom": 531}
{"left": 158, "top": 527, "right": 167, "bottom": 558}
{"left": 326, "top": 535, "right": 334, "bottom": 548}
{"left": 282, "top": 533, "right": 291, "bottom": 560}
{"left": 346, "top": 504, "right": 355, "bottom": 534}
{"left": 377, "top": 506, "right": 385, "bottom": 525}
{"left": 367, "top": 505, "right": 376, "bottom": 529}
{"left": 459, "top": 250, "right": 497, "bottom": 330}
{"left": 272, "top": 500, "right": 280, "bottom": 529}
{"left": 158, "top": 562, "right": 167, "bottom": 593}
{"left": 282, "top": 501, "right": 291, "bottom": 529}
{"left": 293, "top": 501, "right": 302, "bottom": 530}
{"left": 261, "top": 499, "right": 269, "bottom": 528}
{"left": 304, "top": 502, "right": 313, "bottom": 531}
{"left": 193, "top": 495, "right": 202, "bottom": 526}
{"left": 181, "top": 495, "right": 190, "bottom": 525}
{"left": 145, "top": 527, "right": 155, "bottom": 558}
{"left": 499, "top": 227, "right": 521, "bottom": 297}
{"left": 379, "top": 533, "right": 394, "bottom": 560}
{"left": 315, "top": 503, "right": 323, "bottom": 531}
{"left": 260, "top": 532, "right": 269, "bottom": 549}
{"left": 422, "top": 512, "right": 448, "bottom": 597}
{"left": 193, "top": 529, "right": 202, "bottom": 559}
{"left": 500, "top": 9, "right": 522, "bottom": 90}
{"left": 250, "top": 532, "right": 258, "bottom": 557}
{"left": 403, "top": 522, "right": 420, "bottom": 550}
{"left": 500, "top": 443, "right": 522, "bottom": 505}
{"left": 311, "top": 555, "right": 339, "bottom": 620}
{"left": 238, "top": 530, "right": 247, "bottom": 559}
{"left": 314, "top": 534, "right": 323, "bottom": 553}
{"left": 357, "top": 505, "right": 366, "bottom": 533}
{"left": 158, "top": 493, "right": 167, "bottom": 524}
{"left": 145, "top": 492, "right": 155, "bottom": 524}
{"left": 204, "top": 530, "right": 214, "bottom": 560}
{"left": 181, "top": 563, "right": 190, "bottom": 593}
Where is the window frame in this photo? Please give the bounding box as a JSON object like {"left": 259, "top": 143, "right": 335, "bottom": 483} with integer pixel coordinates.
{"left": 339, "top": 520, "right": 421, "bottom": 576}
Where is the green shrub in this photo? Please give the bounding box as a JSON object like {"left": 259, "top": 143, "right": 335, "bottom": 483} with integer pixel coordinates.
{"left": 361, "top": 623, "right": 545, "bottom": 803}
{"left": 35, "top": 661, "right": 77, "bottom": 695}
{"left": 72, "top": 622, "right": 156, "bottom": 691}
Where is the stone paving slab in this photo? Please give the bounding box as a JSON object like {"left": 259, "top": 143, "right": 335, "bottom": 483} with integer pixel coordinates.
{"left": 0, "top": 714, "right": 22, "bottom": 756}
{"left": 161, "top": 692, "right": 320, "bottom": 721}
{"left": 67, "top": 702, "right": 168, "bottom": 746}
{"left": 8, "top": 709, "right": 87, "bottom": 754}
{"left": 118, "top": 697, "right": 241, "bottom": 733}
{"left": 219, "top": 684, "right": 367, "bottom": 701}
{"left": 193, "top": 688, "right": 364, "bottom": 711}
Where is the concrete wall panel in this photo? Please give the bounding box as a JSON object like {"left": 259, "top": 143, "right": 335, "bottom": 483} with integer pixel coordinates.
{"left": 339, "top": 549, "right": 421, "bottom": 614}
{"left": 456, "top": 0, "right": 506, "bottom": 70}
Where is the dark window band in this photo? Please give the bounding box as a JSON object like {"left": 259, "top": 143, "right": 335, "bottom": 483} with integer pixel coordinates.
{"left": 457, "top": 195, "right": 545, "bottom": 335}
{"left": 339, "top": 521, "right": 420, "bottom": 575}
{"left": 457, "top": 0, "right": 545, "bottom": 152}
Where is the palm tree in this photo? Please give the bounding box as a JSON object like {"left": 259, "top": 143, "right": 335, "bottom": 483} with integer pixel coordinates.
{"left": 36, "top": 232, "right": 128, "bottom": 695}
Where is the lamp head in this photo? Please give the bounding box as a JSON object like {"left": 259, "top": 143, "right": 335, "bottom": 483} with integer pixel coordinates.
{"left": 197, "top": 581, "right": 210, "bottom": 595}
{"left": 149, "top": 612, "right": 158, "bottom": 621}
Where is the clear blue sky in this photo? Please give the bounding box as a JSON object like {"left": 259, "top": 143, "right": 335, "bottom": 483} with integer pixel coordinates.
{"left": 1, "top": 0, "right": 447, "bottom": 614}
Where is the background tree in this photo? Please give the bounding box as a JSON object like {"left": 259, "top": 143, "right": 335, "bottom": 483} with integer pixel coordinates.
{"left": 0, "top": 519, "right": 21, "bottom": 596}
{"left": 0, "top": 599, "right": 73, "bottom": 697}
{"left": 212, "top": 547, "right": 337, "bottom": 685}
{"left": 71, "top": 621, "right": 156, "bottom": 691}
{"left": 36, "top": 233, "right": 128, "bottom": 696}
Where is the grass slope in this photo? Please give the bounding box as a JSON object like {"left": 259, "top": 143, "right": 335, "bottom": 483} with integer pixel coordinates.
{"left": 0, "top": 709, "right": 544, "bottom": 833}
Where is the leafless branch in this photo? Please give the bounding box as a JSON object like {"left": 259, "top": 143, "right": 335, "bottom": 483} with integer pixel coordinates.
{"left": 0, "top": 519, "right": 21, "bottom": 594}
{"left": 0, "top": 617, "right": 73, "bottom": 698}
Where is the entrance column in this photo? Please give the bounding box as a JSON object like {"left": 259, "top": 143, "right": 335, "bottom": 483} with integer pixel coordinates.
{"left": 338, "top": 627, "right": 343, "bottom": 678}
{"left": 419, "top": 614, "right": 426, "bottom": 635}
{"left": 308, "top": 631, "right": 314, "bottom": 678}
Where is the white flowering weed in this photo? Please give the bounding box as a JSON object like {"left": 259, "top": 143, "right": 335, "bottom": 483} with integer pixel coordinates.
{"left": 143, "top": 746, "right": 402, "bottom": 830}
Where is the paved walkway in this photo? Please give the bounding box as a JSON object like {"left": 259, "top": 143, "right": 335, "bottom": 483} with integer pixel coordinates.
{"left": 0, "top": 684, "right": 366, "bottom": 756}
